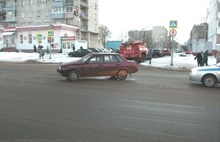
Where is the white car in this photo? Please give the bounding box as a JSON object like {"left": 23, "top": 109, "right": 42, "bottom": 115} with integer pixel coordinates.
{"left": 189, "top": 63, "right": 220, "bottom": 87}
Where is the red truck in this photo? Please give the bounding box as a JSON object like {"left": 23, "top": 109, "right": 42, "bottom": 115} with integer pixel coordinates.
{"left": 119, "top": 41, "right": 148, "bottom": 63}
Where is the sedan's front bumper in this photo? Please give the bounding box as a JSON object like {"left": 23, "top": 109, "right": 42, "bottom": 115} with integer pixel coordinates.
{"left": 189, "top": 73, "right": 202, "bottom": 82}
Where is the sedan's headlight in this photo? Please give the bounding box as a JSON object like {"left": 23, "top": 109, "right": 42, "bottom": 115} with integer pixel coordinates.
{"left": 58, "top": 66, "right": 61, "bottom": 70}
{"left": 190, "top": 68, "right": 198, "bottom": 75}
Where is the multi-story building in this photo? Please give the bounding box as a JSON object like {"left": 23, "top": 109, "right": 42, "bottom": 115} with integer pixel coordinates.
{"left": 190, "top": 23, "right": 208, "bottom": 41}
{"left": 0, "top": 0, "right": 99, "bottom": 52}
{"left": 188, "top": 23, "right": 212, "bottom": 53}
{"left": 152, "top": 26, "right": 168, "bottom": 49}
{"left": 208, "top": 0, "right": 220, "bottom": 51}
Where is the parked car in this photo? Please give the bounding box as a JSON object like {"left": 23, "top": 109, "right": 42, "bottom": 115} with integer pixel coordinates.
{"left": 163, "top": 49, "right": 171, "bottom": 56}
{"left": 152, "top": 49, "right": 163, "bottom": 57}
{"left": 68, "top": 49, "right": 92, "bottom": 57}
{"left": 57, "top": 52, "right": 138, "bottom": 81}
{"left": 88, "top": 48, "right": 101, "bottom": 53}
{"left": 189, "top": 63, "right": 220, "bottom": 87}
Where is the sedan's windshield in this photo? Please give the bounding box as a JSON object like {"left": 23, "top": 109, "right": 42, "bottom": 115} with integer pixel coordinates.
{"left": 81, "top": 53, "right": 92, "bottom": 62}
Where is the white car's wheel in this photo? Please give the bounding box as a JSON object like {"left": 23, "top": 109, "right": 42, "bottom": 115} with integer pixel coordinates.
{"left": 117, "top": 70, "right": 128, "bottom": 80}
{"left": 68, "top": 70, "right": 80, "bottom": 81}
{"left": 202, "top": 75, "right": 216, "bottom": 88}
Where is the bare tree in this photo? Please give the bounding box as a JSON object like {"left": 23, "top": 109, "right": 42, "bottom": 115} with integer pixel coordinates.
{"left": 99, "top": 25, "right": 111, "bottom": 48}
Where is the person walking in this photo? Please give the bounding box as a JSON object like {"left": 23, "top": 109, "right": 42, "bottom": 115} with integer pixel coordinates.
{"left": 38, "top": 45, "right": 44, "bottom": 59}
{"left": 33, "top": 44, "right": 37, "bottom": 53}
{"left": 203, "top": 50, "right": 209, "bottom": 66}
{"left": 194, "top": 51, "right": 203, "bottom": 67}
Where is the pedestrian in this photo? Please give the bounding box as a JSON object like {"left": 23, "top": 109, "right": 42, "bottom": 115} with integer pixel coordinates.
{"left": 72, "top": 44, "right": 75, "bottom": 51}
{"left": 38, "top": 45, "right": 44, "bottom": 59}
{"left": 148, "top": 48, "right": 153, "bottom": 64}
{"left": 194, "top": 51, "right": 203, "bottom": 67}
{"left": 203, "top": 50, "right": 209, "bottom": 66}
{"left": 33, "top": 44, "right": 37, "bottom": 52}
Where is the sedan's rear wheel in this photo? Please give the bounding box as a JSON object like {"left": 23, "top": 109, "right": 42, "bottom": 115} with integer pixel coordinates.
{"left": 68, "top": 70, "right": 80, "bottom": 81}
{"left": 202, "top": 75, "right": 216, "bottom": 88}
{"left": 117, "top": 70, "right": 128, "bottom": 80}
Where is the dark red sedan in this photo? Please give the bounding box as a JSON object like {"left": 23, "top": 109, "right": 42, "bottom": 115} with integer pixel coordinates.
{"left": 57, "top": 52, "right": 138, "bottom": 81}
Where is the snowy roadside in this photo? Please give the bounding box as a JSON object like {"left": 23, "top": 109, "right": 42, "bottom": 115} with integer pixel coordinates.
{"left": 0, "top": 52, "right": 217, "bottom": 71}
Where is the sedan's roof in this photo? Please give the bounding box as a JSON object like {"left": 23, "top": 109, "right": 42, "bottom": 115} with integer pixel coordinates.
{"left": 89, "top": 52, "right": 119, "bottom": 55}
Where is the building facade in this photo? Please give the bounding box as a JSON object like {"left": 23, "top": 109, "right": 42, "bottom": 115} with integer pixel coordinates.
{"left": 0, "top": 0, "right": 99, "bottom": 52}
{"left": 189, "top": 23, "right": 212, "bottom": 53}
{"left": 152, "top": 26, "right": 168, "bottom": 49}
{"left": 208, "top": 0, "right": 220, "bottom": 51}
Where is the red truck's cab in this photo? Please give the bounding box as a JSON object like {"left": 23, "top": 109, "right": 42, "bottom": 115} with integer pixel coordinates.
{"left": 119, "top": 41, "right": 148, "bottom": 63}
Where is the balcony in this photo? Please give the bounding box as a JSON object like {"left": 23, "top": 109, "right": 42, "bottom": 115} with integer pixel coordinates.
{"left": 6, "top": 17, "right": 16, "bottom": 22}
{"left": 80, "top": 2, "right": 88, "bottom": 8}
{"left": 4, "top": 5, "right": 16, "bottom": 11}
{"left": 79, "top": 13, "right": 88, "bottom": 20}
{"left": 65, "top": 13, "right": 74, "bottom": 18}
{"left": 51, "top": 13, "right": 65, "bottom": 19}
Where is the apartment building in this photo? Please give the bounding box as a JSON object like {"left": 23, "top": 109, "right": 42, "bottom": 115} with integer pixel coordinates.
{"left": 208, "top": 0, "right": 220, "bottom": 51}
{"left": 152, "top": 26, "right": 168, "bottom": 49}
{"left": 0, "top": 0, "right": 99, "bottom": 52}
{"left": 189, "top": 23, "right": 212, "bottom": 53}
{"left": 190, "top": 23, "right": 208, "bottom": 41}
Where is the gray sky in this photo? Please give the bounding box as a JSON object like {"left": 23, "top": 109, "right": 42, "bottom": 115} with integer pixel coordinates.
{"left": 99, "top": 0, "right": 209, "bottom": 44}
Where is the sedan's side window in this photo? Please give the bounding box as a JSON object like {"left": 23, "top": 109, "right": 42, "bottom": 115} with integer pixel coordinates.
{"left": 104, "top": 55, "right": 118, "bottom": 63}
{"left": 115, "top": 55, "right": 125, "bottom": 62}
{"left": 89, "top": 55, "right": 103, "bottom": 63}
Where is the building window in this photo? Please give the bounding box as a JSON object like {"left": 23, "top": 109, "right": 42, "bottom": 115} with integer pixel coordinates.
{"left": 66, "top": 19, "right": 73, "bottom": 25}
{"left": 45, "top": 9, "right": 50, "bottom": 16}
{"left": 66, "top": 7, "right": 73, "bottom": 13}
{"left": 94, "top": 13, "right": 96, "bottom": 20}
{"left": 21, "top": 12, "right": 25, "bottom": 18}
{"left": 94, "top": 3, "right": 97, "bottom": 9}
{"left": 44, "top": 20, "right": 50, "bottom": 25}
{"left": 52, "top": 7, "right": 63, "bottom": 13}
{"left": 37, "top": 0, "right": 41, "bottom": 5}
{"left": 36, "top": 21, "right": 41, "bottom": 25}
{"left": 37, "top": 10, "right": 41, "bottom": 17}
{"left": 21, "top": 22, "right": 25, "bottom": 26}
{"left": 28, "top": 12, "right": 32, "bottom": 17}
{"left": 28, "top": 33, "right": 32, "bottom": 44}
{"left": 6, "top": 11, "right": 15, "bottom": 18}
{"left": 29, "top": 0, "right": 32, "bottom": 5}
{"left": 20, "top": 35, "right": 23, "bottom": 44}
{"left": 218, "top": 4, "right": 220, "bottom": 12}
{"left": 21, "top": 0, "right": 25, "bottom": 6}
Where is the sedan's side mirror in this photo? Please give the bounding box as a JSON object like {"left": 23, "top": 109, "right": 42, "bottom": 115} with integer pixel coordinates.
{"left": 85, "top": 60, "right": 90, "bottom": 64}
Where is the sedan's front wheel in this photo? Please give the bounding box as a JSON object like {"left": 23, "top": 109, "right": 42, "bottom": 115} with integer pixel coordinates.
{"left": 117, "top": 70, "right": 128, "bottom": 80}
{"left": 202, "top": 75, "right": 216, "bottom": 88}
{"left": 68, "top": 70, "right": 80, "bottom": 81}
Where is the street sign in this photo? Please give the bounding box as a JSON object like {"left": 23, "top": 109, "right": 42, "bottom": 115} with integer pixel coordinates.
{"left": 47, "top": 30, "right": 54, "bottom": 37}
{"left": 169, "top": 29, "right": 177, "bottom": 36}
{"left": 169, "top": 20, "right": 178, "bottom": 29}
{"left": 37, "top": 32, "right": 42, "bottom": 42}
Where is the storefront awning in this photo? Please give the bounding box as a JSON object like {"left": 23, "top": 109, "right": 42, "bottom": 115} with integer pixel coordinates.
{"left": 2, "top": 32, "right": 14, "bottom": 36}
